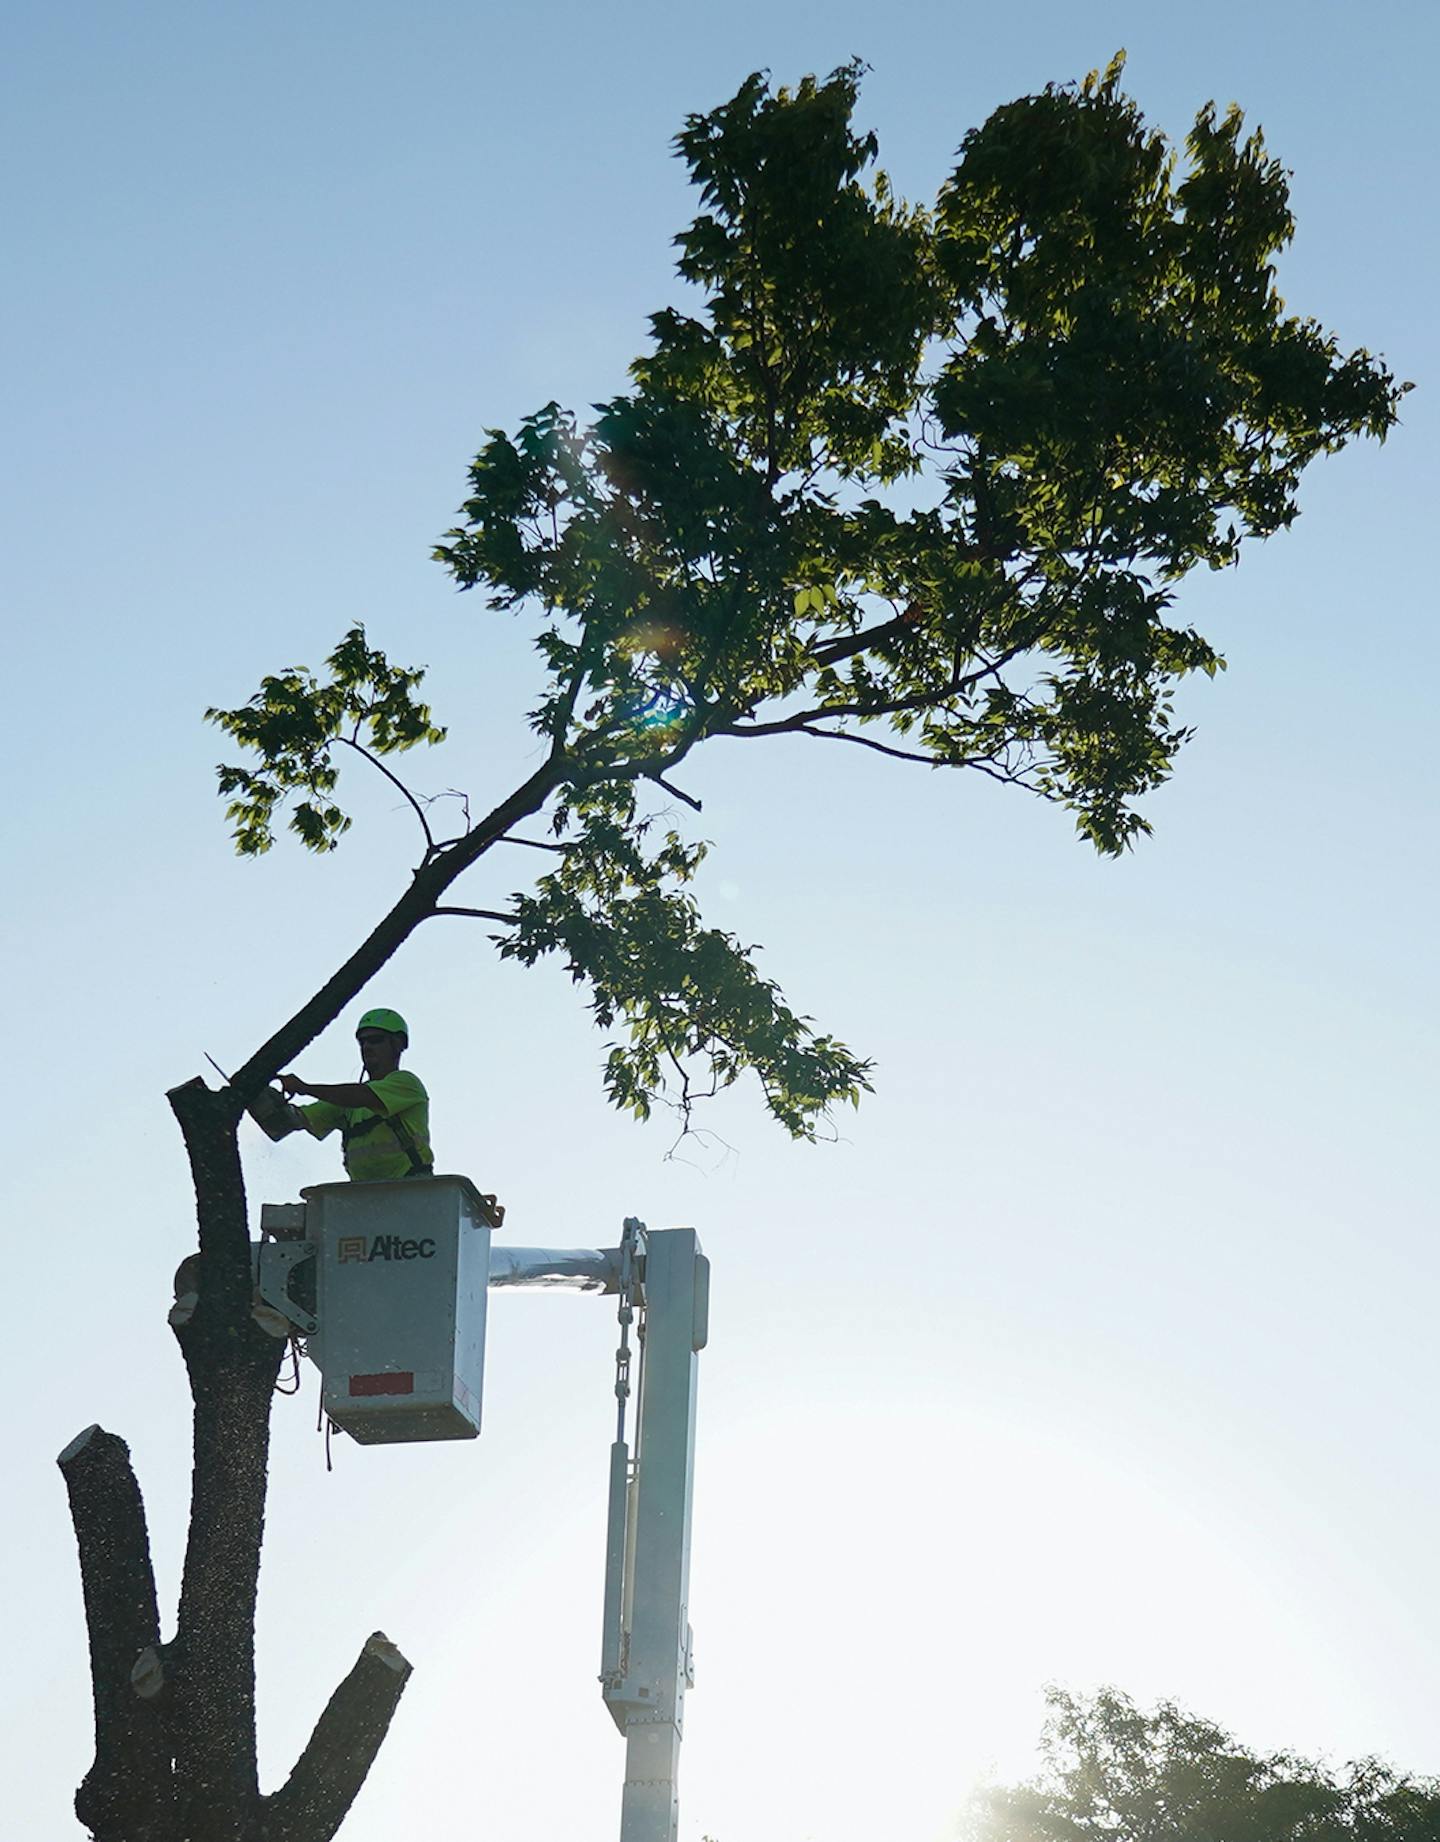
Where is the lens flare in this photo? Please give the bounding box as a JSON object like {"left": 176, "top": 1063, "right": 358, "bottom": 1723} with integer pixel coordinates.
{"left": 617, "top": 685, "right": 691, "bottom": 735}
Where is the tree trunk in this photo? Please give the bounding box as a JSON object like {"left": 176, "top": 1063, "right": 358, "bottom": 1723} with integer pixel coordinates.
{"left": 54, "top": 749, "right": 575, "bottom": 1837}
{"left": 61, "top": 1079, "right": 412, "bottom": 1841}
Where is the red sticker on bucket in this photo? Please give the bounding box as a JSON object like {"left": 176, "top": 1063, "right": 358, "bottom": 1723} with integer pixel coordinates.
{"left": 349, "top": 1372, "right": 415, "bottom": 1396}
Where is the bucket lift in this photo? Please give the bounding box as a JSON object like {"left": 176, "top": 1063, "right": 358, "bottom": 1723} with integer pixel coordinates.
{"left": 260, "top": 1176, "right": 494, "bottom": 1442}
{"left": 248, "top": 1176, "right": 708, "bottom": 1842}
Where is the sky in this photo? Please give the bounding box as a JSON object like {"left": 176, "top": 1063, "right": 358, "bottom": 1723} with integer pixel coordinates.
{"left": 3, "top": 2, "right": 1436, "bottom": 1839}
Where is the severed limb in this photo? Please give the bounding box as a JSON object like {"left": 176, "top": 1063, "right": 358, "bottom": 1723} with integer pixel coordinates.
{"left": 58, "top": 1424, "right": 175, "bottom": 1841}
{"left": 260, "top": 1632, "right": 413, "bottom": 1842}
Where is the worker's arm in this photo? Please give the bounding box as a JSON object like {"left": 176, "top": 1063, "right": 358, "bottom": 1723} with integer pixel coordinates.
{"left": 280, "top": 1076, "right": 383, "bottom": 1111}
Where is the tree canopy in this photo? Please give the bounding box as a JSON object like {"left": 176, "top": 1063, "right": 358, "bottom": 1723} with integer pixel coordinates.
{"left": 971, "top": 1689, "right": 1440, "bottom": 1842}
{"left": 208, "top": 55, "right": 1404, "bottom": 1140}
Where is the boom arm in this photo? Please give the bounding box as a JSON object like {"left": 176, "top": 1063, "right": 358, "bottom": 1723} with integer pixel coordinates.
{"left": 599, "top": 1224, "right": 709, "bottom": 1842}
{"left": 251, "top": 1200, "right": 707, "bottom": 1842}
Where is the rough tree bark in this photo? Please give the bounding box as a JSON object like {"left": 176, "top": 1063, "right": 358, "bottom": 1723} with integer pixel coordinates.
{"left": 58, "top": 1078, "right": 412, "bottom": 1842}
{"left": 58, "top": 764, "right": 570, "bottom": 1839}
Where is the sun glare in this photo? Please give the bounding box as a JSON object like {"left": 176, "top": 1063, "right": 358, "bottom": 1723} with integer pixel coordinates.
{"left": 677, "top": 1393, "right": 1309, "bottom": 1842}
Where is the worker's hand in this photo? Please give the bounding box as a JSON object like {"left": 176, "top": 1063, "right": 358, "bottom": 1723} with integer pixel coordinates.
{"left": 279, "top": 1073, "right": 309, "bottom": 1099}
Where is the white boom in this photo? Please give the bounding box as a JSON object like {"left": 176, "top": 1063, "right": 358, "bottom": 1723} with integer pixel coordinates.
{"left": 478, "top": 1220, "right": 709, "bottom": 1841}
{"left": 251, "top": 1188, "right": 708, "bottom": 1842}
{"left": 599, "top": 1223, "right": 708, "bottom": 1842}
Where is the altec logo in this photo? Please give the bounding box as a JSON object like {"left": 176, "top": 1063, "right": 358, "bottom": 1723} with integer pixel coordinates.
{"left": 337, "top": 1234, "right": 437, "bottom": 1264}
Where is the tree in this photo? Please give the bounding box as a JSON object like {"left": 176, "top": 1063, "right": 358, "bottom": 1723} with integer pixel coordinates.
{"left": 59, "top": 59, "right": 1405, "bottom": 1842}
{"left": 970, "top": 1687, "right": 1440, "bottom": 1842}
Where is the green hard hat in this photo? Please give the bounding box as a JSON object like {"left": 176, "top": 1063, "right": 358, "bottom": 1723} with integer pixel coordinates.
{"left": 356, "top": 1007, "right": 409, "bottom": 1042}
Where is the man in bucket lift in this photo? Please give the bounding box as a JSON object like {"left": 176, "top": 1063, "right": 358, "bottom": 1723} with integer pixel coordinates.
{"left": 250, "top": 1007, "right": 433, "bottom": 1181}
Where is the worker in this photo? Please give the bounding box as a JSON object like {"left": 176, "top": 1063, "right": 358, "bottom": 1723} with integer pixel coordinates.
{"left": 248, "top": 1007, "right": 434, "bottom": 1181}
{"left": 282, "top": 1006, "right": 432, "bottom": 1181}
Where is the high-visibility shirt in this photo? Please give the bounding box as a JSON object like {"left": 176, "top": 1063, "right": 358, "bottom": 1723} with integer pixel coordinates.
{"left": 300, "top": 1068, "right": 433, "bottom": 1182}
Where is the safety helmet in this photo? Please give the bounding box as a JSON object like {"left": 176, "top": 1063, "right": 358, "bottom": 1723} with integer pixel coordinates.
{"left": 356, "top": 1007, "right": 409, "bottom": 1045}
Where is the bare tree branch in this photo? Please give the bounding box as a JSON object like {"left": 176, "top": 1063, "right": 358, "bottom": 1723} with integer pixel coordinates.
{"left": 429, "top": 906, "right": 520, "bottom": 923}
{"left": 337, "top": 735, "right": 436, "bottom": 855}
{"left": 718, "top": 670, "right": 993, "bottom": 742}
{"left": 650, "top": 772, "right": 703, "bottom": 812}
{"left": 58, "top": 1425, "right": 173, "bottom": 1842}
{"left": 227, "top": 754, "right": 569, "bottom": 1099}
{"left": 754, "top": 719, "right": 1047, "bottom": 791}
{"left": 495, "top": 833, "right": 571, "bottom": 854}
{"left": 262, "top": 1633, "right": 413, "bottom": 1842}
{"left": 419, "top": 786, "right": 473, "bottom": 833}
{"left": 786, "top": 725, "right": 946, "bottom": 766}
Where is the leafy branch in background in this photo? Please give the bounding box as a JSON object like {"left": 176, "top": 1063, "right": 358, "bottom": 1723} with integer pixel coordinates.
{"left": 970, "top": 1688, "right": 1440, "bottom": 1842}
{"left": 207, "top": 626, "right": 446, "bottom": 856}
{"left": 208, "top": 54, "right": 1406, "bottom": 1140}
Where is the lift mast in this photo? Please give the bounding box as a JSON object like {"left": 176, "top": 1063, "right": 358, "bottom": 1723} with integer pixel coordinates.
{"left": 251, "top": 1187, "right": 708, "bottom": 1842}
{"left": 598, "top": 1222, "right": 708, "bottom": 1842}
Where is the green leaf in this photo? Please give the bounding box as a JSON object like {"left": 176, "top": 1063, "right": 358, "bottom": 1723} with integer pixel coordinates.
{"left": 206, "top": 625, "right": 446, "bottom": 854}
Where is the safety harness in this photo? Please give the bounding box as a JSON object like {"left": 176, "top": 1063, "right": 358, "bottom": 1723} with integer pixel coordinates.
{"left": 341, "top": 1108, "right": 433, "bottom": 1178}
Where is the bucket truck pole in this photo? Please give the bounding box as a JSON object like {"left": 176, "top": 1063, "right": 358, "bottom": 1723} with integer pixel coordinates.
{"left": 601, "top": 1227, "right": 709, "bottom": 1842}
{"left": 251, "top": 1195, "right": 708, "bottom": 1838}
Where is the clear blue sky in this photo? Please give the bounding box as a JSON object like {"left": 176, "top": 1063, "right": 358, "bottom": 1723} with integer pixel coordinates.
{"left": 4, "top": 4, "right": 1436, "bottom": 1839}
